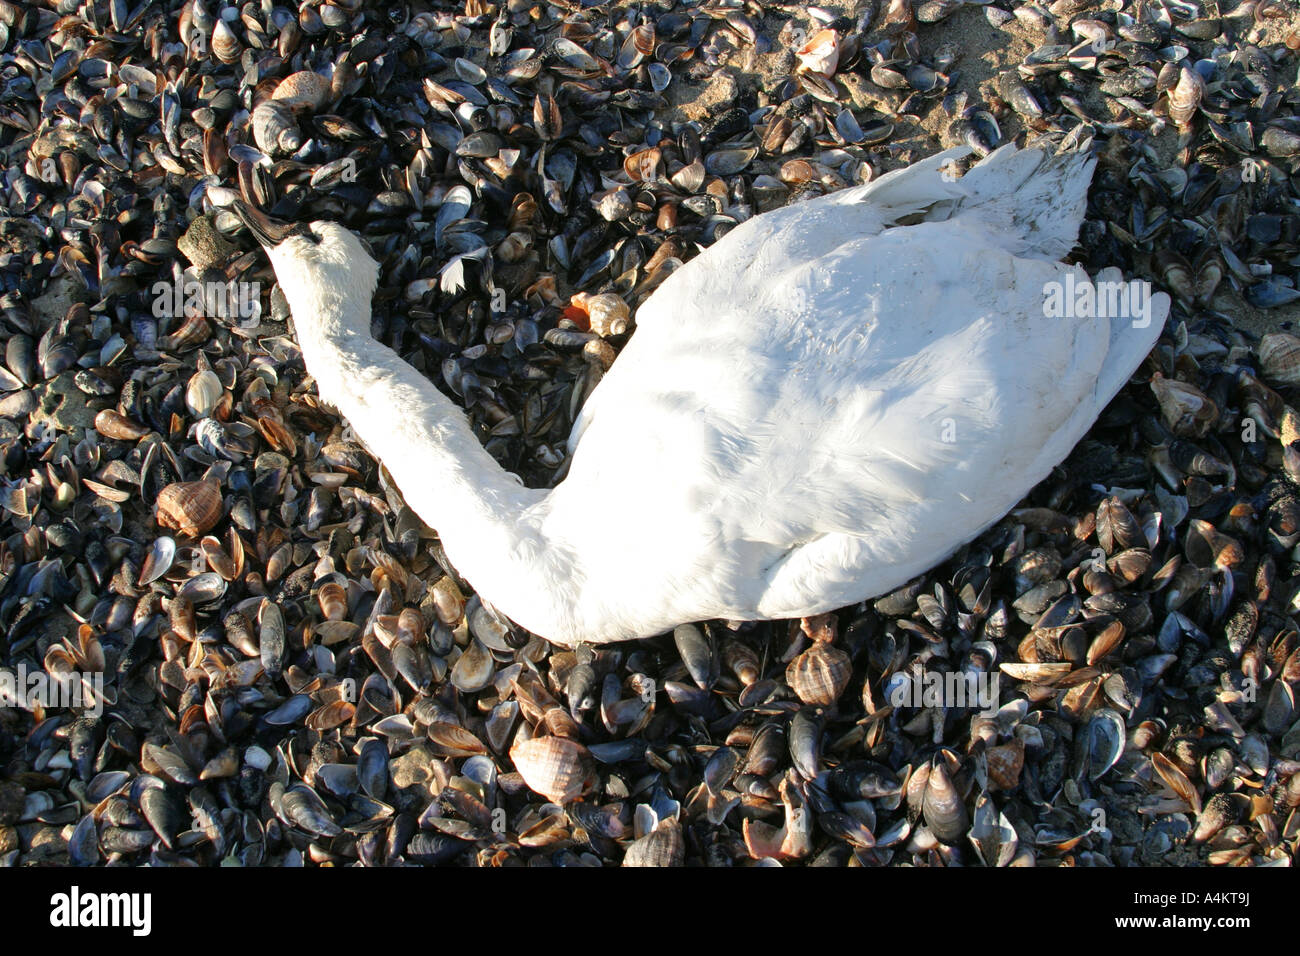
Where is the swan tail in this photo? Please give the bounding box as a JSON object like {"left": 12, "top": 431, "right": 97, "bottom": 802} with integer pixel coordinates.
{"left": 948, "top": 142, "right": 1097, "bottom": 261}
{"left": 831, "top": 145, "right": 971, "bottom": 218}
{"left": 837, "top": 142, "right": 1096, "bottom": 263}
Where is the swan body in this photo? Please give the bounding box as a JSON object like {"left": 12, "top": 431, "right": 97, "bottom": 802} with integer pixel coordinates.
{"left": 235, "top": 143, "right": 1169, "bottom": 646}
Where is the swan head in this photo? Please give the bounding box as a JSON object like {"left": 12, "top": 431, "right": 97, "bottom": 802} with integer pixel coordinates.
{"left": 231, "top": 200, "right": 379, "bottom": 310}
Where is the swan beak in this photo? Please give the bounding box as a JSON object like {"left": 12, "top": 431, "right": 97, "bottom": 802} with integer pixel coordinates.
{"left": 231, "top": 200, "right": 303, "bottom": 247}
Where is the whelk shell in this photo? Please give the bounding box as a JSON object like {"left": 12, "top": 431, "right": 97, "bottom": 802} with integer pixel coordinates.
{"left": 155, "top": 479, "right": 223, "bottom": 537}
{"left": 786, "top": 641, "right": 852, "bottom": 706}
{"left": 510, "top": 735, "right": 595, "bottom": 804}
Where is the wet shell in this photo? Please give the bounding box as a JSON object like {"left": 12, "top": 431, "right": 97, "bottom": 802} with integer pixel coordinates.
{"left": 510, "top": 735, "right": 594, "bottom": 804}
{"left": 786, "top": 641, "right": 852, "bottom": 706}
{"left": 155, "top": 480, "right": 223, "bottom": 537}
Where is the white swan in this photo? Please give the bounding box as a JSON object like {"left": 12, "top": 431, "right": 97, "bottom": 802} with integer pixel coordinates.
{"left": 231, "top": 143, "right": 1168, "bottom": 646}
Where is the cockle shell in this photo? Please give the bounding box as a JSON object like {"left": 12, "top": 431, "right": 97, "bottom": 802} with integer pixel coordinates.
{"left": 155, "top": 480, "right": 223, "bottom": 537}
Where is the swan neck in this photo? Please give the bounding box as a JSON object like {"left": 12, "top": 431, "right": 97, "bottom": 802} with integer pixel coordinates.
{"left": 291, "top": 285, "right": 577, "bottom": 639}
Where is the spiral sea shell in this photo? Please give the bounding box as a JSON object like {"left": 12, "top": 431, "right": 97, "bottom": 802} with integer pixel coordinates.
{"left": 510, "top": 735, "right": 594, "bottom": 804}
{"left": 786, "top": 640, "right": 852, "bottom": 706}
{"left": 155, "top": 480, "right": 223, "bottom": 537}
{"left": 252, "top": 100, "right": 303, "bottom": 155}
{"left": 622, "top": 818, "right": 685, "bottom": 867}
{"left": 569, "top": 292, "right": 631, "bottom": 337}
{"left": 795, "top": 28, "right": 840, "bottom": 78}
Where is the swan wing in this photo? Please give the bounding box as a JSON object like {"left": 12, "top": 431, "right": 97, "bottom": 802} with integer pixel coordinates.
{"left": 554, "top": 145, "right": 1166, "bottom": 629}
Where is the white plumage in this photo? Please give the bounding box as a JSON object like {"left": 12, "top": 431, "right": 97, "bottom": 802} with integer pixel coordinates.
{"left": 236, "top": 142, "right": 1169, "bottom": 646}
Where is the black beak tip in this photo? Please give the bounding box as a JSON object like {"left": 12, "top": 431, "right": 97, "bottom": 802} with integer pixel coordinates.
{"left": 231, "top": 200, "right": 302, "bottom": 247}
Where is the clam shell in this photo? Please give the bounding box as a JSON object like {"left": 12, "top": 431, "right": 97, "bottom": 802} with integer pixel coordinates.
{"left": 186, "top": 369, "right": 223, "bottom": 419}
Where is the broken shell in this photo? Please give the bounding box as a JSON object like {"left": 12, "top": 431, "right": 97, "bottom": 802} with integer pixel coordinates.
{"left": 569, "top": 293, "right": 630, "bottom": 337}
{"left": 1150, "top": 372, "right": 1217, "bottom": 438}
{"left": 796, "top": 28, "right": 840, "bottom": 78}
